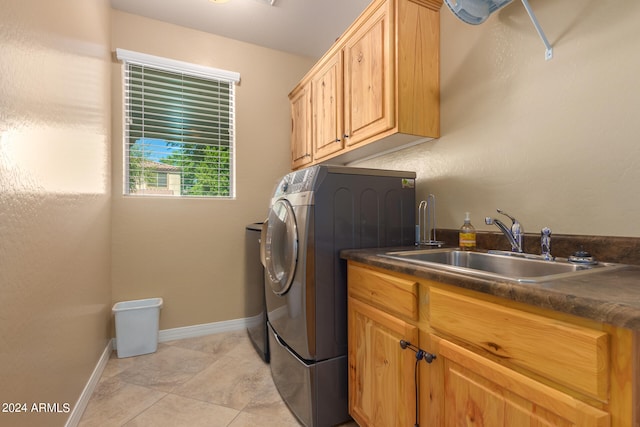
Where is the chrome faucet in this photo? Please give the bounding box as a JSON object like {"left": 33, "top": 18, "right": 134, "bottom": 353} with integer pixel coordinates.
{"left": 485, "top": 209, "right": 524, "bottom": 253}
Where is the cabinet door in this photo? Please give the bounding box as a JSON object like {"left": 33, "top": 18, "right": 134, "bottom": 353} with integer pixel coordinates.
{"left": 348, "top": 296, "right": 418, "bottom": 427}
{"left": 430, "top": 288, "right": 609, "bottom": 401}
{"left": 430, "top": 335, "right": 610, "bottom": 427}
{"left": 343, "top": 0, "right": 393, "bottom": 147}
{"left": 290, "top": 83, "right": 312, "bottom": 169}
{"left": 312, "top": 51, "right": 343, "bottom": 160}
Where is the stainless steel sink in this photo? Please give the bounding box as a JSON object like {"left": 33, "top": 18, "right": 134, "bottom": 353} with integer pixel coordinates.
{"left": 380, "top": 249, "right": 623, "bottom": 283}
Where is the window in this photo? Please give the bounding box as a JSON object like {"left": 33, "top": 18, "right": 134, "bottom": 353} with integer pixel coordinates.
{"left": 155, "top": 172, "right": 167, "bottom": 188}
{"left": 116, "top": 49, "right": 240, "bottom": 198}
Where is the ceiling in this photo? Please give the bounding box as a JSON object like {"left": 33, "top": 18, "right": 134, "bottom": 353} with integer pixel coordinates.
{"left": 110, "top": 0, "right": 373, "bottom": 59}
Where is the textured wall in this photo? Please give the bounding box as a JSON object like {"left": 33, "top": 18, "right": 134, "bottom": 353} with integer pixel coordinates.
{"left": 356, "top": 0, "right": 640, "bottom": 238}
{"left": 0, "top": 1, "right": 112, "bottom": 426}
{"left": 110, "top": 11, "right": 314, "bottom": 329}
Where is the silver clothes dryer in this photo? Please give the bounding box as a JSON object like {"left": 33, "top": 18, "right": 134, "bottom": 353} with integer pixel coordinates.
{"left": 261, "top": 165, "right": 416, "bottom": 427}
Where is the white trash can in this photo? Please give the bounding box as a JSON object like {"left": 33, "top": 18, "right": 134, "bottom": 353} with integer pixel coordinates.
{"left": 112, "top": 298, "right": 163, "bottom": 358}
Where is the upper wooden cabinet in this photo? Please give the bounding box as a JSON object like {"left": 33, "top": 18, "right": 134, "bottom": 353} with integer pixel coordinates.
{"left": 290, "top": 82, "right": 312, "bottom": 169}
{"left": 342, "top": 0, "right": 393, "bottom": 148}
{"left": 289, "top": 0, "right": 441, "bottom": 169}
{"left": 312, "top": 51, "right": 343, "bottom": 161}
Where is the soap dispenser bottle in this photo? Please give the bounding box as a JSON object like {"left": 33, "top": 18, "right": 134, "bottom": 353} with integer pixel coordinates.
{"left": 459, "top": 212, "right": 476, "bottom": 251}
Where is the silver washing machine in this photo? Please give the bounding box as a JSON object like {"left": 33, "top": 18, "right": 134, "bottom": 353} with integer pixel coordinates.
{"left": 260, "top": 165, "right": 416, "bottom": 427}
{"left": 245, "top": 223, "right": 268, "bottom": 362}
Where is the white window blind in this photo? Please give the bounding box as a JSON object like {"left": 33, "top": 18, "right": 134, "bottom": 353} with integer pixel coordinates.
{"left": 117, "top": 49, "right": 239, "bottom": 198}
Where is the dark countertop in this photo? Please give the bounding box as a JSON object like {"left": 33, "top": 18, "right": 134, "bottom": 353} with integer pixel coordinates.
{"left": 341, "top": 247, "right": 640, "bottom": 331}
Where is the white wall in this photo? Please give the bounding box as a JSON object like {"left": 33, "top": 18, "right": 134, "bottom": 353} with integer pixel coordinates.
{"left": 356, "top": 0, "right": 640, "bottom": 237}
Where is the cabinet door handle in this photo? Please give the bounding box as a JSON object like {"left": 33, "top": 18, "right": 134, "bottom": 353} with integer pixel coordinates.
{"left": 335, "top": 138, "right": 341, "bottom": 143}
{"left": 343, "top": 134, "right": 350, "bottom": 139}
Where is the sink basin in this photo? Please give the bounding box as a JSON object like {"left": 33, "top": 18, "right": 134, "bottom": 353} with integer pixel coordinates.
{"left": 380, "top": 249, "right": 623, "bottom": 283}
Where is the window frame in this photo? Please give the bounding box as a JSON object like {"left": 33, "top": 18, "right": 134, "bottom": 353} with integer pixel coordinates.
{"left": 116, "top": 48, "right": 241, "bottom": 199}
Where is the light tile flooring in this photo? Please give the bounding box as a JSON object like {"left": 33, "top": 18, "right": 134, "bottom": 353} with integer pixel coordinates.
{"left": 79, "top": 330, "right": 358, "bottom": 427}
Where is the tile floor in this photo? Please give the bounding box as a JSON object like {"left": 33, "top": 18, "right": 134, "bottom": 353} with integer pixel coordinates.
{"left": 78, "top": 330, "right": 358, "bottom": 427}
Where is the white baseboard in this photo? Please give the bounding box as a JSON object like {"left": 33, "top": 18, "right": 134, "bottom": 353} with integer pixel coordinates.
{"left": 65, "top": 340, "right": 112, "bottom": 427}
{"left": 158, "top": 316, "right": 254, "bottom": 342}
{"left": 71, "top": 317, "right": 254, "bottom": 425}
{"left": 109, "top": 315, "right": 257, "bottom": 350}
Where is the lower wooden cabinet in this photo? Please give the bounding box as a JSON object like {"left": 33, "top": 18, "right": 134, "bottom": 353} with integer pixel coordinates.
{"left": 347, "top": 263, "right": 421, "bottom": 427}
{"left": 346, "top": 261, "right": 637, "bottom": 427}
{"left": 430, "top": 334, "right": 610, "bottom": 427}
{"left": 429, "top": 287, "right": 609, "bottom": 401}
{"left": 348, "top": 297, "right": 418, "bottom": 427}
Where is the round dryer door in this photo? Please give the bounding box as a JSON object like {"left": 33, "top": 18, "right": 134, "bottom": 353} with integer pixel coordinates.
{"left": 264, "top": 198, "right": 298, "bottom": 295}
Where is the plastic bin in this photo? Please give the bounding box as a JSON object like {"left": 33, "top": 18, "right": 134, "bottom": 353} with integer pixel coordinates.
{"left": 112, "top": 298, "right": 163, "bottom": 358}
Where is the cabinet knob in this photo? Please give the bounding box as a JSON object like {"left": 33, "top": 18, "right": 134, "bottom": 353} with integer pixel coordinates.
{"left": 335, "top": 138, "right": 341, "bottom": 143}
{"left": 343, "top": 134, "right": 350, "bottom": 139}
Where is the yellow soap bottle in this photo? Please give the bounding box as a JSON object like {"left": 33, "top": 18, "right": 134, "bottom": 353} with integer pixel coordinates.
{"left": 459, "top": 212, "right": 476, "bottom": 251}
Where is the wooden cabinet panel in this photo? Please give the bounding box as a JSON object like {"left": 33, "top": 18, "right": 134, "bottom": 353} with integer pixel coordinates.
{"left": 343, "top": 0, "right": 393, "bottom": 146}
{"left": 433, "top": 335, "right": 610, "bottom": 427}
{"left": 348, "top": 263, "right": 418, "bottom": 321}
{"left": 430, "top": 288, "right": 609, "bottom": 400}
{"left": 290, "top": 83, "right": 312, "bottom": 169}
{"left": 348, "top": 297, "right": 418, "bottom": 427}
{"left": 312, "top": 52, "right": 343, "bottom": 160}
{"left": 396, "top": 0, "right": 440, "bottom": 136}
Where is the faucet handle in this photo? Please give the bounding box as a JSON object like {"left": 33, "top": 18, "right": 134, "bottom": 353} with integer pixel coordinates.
{"left": 497, "top": 209, "right": 523, "bottom": 236}
{"left": 497, "top": 209, "right": 523, "bottom": 234}
{"left": 496, "top": 209, "right": 519, "bottom": 224}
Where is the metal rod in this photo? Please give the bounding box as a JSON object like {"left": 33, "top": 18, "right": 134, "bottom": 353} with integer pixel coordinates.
{"left": 520, "top": 0, "right": 553, "bottom": 60}
{"left": 418, "top": 200, "right": 427, "bottom": 245}
{"left": 426, "top": 194, "right": 436, "bottom": 242}
{"left": 417, "top": 195, "right": 443, "bottom": 247}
